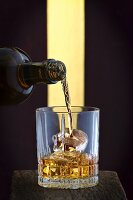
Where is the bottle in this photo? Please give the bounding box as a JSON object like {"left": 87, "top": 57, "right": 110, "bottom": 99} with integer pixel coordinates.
{"left": 0, "top": 47, "right": 66, "bottom": 105}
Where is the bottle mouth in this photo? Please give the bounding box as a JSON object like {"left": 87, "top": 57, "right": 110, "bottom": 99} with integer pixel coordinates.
{"left": 43, "top": 59, "right": 66, "bottom": 82}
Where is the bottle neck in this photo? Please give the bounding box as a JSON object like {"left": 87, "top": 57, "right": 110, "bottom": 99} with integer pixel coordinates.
{"left": 18, "top": 59, "right": 66, "bottom": 88}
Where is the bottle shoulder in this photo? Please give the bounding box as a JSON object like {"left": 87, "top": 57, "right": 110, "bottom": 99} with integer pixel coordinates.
{"left": 0, "top": 47, "right": 33, "bottom": 105}
{"left": 0, "top": 47, "right": 31, "bottom": 66}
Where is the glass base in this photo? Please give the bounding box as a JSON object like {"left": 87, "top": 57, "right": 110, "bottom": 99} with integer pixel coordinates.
{"left": 38, "top": 175, "right": 98, "bottom": 189}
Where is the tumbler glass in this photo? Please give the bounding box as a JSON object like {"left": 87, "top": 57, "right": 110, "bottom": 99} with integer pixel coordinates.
{"left": 36, "top": 106, "right": 100, "bottom": 189}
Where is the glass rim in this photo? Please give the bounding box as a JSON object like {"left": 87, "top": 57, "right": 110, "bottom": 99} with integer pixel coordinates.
{"left": 36, "top": 106, "right": 100, "bottom": 113}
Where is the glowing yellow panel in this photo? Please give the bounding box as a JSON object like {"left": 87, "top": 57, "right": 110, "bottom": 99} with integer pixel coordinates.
{"left": 47, "top": 0, "right": 85, "bottom": 106}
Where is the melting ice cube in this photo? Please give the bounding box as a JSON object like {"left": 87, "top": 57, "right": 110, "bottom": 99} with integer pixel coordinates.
{"left": 64, "top": 129, "right": 88, "bottom": 151}
{"left": 53, "top": 128, "right": 88, "bottom": 152}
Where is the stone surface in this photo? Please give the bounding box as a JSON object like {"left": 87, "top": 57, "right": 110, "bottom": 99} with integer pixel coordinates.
{"left": 10, "top": 170, "right": 127, "bottom": 200}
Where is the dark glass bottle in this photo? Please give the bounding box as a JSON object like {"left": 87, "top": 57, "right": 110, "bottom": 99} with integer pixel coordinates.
{"left": 0, "top": 47, "right": 66, "bottom": 105}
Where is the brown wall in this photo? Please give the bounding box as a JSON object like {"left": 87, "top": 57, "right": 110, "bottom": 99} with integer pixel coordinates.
{"left": 0, "top": 0, "right": 132, "bottom": 199}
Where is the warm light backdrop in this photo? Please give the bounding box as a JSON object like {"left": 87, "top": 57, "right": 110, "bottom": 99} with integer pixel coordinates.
{"left": 47, "top": 0, "right": 85, "bottom": 106}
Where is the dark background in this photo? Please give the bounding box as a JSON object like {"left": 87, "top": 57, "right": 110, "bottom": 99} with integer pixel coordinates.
{"left": 85, "top": 1, "right": 133, "bottom": 200}
{"left": 0, "top": 0, "right": 47, "bottom": 199}
{"left": 0, "top": 0, "right": 132, "bottom": 199}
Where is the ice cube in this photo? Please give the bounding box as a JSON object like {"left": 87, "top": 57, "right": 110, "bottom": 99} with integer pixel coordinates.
{"left": 64, "top": 129, "right": 88, "bottom": 152}
{"left": 52, "top": 128, "right": 88, "bottom": 152}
